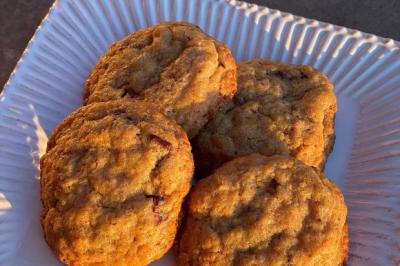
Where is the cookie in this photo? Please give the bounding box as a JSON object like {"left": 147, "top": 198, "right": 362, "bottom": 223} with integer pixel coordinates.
{"left": 40, "top": 100, "right": 194, "bottom": 266}
{"left": 194, "top": 59, "right": 336, "bottom": 173}
{"left": 178, "top": 154, "right": 348, "bottom": 266}
{"left": 84, "top": 21, "right": 237, "bottom": 138}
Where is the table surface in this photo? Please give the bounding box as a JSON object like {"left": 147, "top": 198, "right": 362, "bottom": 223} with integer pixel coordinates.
{"left": 1, "top": 0, "right": 399, "bottom": 90}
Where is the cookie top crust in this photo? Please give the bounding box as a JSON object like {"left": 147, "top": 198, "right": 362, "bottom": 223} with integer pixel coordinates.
{"left": 195, "top": 59, "right": 336, "bottom": 171}
{"left": 178, "top": 154, "right": 347, "bottom": 266}
{"left": 41, "top": 100, "right": 194, "bottom": 266}
{"left": 84, "top": 21, "right": 237, "bottom": 138}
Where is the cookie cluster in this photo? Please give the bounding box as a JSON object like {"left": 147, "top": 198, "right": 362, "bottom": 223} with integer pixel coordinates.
{"left": 40, "top": 22, "right": 347, "bottom": 266}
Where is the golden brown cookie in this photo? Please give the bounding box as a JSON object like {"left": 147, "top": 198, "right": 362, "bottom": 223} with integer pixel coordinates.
{"left": 40, "top": 100, "right": 194, "bottom": 266}
{"left": 178, "top": 154, "right": 348, "bottom": 266}
{"left": 194, "top": 59, "right": 336, "bottom": 173}
{"left": 84, "top": 21, "right": 237, "bottom": 138}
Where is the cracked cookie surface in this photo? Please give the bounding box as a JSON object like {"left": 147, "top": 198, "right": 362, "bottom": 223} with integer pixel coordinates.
{"left": 194, "top": 59, "right": 336, "bottom": 172}
{"left": 178, "top": 154, "right": 347, "bottom": 266}
{"left": 40, "top": 99, "right": 194, "bottom": 266}
{"left": 84, "top": 21, "right": 237, "bottom": 138}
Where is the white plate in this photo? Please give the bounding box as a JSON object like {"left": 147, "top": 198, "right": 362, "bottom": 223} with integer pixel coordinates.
{"left": 0, "top": 0, "right": 399, "bottom": 265}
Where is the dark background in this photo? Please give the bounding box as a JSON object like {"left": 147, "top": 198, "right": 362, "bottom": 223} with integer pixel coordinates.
{"left": 1, "top": 0, "right": 399, "bottom": 90}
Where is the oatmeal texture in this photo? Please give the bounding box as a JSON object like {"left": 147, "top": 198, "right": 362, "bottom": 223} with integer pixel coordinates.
{"left": 178, "top": 154, "right": 348, "bottom": 266}
{"left": 40, "top": 100, "right": 194, "bottom": 266}
{"left": 84, "top": 21, "right": 237, "bottom": 138}
{"left": 194, "top": 59, "right": 336, "bottom": 172}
